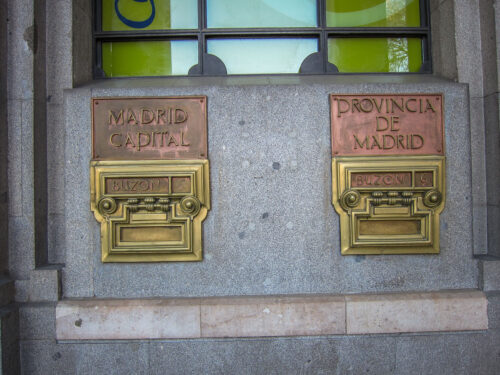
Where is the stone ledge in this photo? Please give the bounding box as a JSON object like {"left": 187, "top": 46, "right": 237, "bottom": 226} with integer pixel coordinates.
{"left": 346, "top": 291, "right": 488, "bottom": 334}
{"left": 200, "top": 296, "right": 345, "bottom": 338}
{"left": 56, "top": 291, "right": 487, "bottom": 340}
{"left": 56, "top": 299, "right": 200, "bottom": 340}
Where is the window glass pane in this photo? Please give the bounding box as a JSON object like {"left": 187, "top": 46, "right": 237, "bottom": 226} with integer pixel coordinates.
{"left": 328, "top": 38, "right": 422, "bottom": 72}
{"left": 102, "top": 40, "right": 198, "bottom": 77}
{"left": 326, "top": 0, "right": 420, "bottom": 27}
{"left": 207, "top": 38, "right": 317, "bottom": 74}
{"left": 207, "top": 0, "right": 317, "bottom": 28}
{"left": 102, "top": 0, "right": 198, "bottom": 31}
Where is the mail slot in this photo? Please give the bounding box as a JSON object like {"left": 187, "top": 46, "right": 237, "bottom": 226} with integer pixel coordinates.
{"left": 90, "top": 97, "right": 210, "bottom": 262}
{"left": 330, "top": 94, "right": 445, "bottom": 255}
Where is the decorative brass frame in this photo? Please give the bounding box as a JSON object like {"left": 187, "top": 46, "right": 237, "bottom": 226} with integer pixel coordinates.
{"left": 90, "top": 160, "right": 210, "bottom": 262}
{"left": 332, "top": 155, "right": 445, "bottom": 255}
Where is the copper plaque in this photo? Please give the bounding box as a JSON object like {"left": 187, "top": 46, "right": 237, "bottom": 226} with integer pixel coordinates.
{"left": 330, "top": 94, "right": 444, "bottom": 156}
{"left": 92, "top": 97, "right": 207, "bottom": 160}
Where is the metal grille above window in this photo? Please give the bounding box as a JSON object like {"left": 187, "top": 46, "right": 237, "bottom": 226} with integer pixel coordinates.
{"left": 94, "top": 0, "right": 431, "bottom": 78}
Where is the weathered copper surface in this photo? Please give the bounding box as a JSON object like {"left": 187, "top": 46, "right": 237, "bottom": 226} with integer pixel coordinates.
{"left": 105, "top": 177, "right": 169, "bottom": 194}
{"left": 415, "top": 172, "right": 434, "bottom": 187}
{"left": 351, "top": 172, "right": 412, "bottom": 188}
{"left": 92, "top": 97, "right": 207, "bottom": 160}
{"left": 172, "top": 177, "right": 191, "bottom": 193}
{"left": 330, "top": 94, "right": 444, "bottom": 156}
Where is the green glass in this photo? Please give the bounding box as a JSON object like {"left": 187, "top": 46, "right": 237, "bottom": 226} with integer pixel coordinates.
{"left": 102, "top": 0, "right": 197, "bottom": 31}
{"left": 328, "top": 38, "right": 422, "bottom": 72}
{"left": 207, "top": 0, "right": 317, "bottom": 28}
{"left": 102, "top": 40, "right": 198, "bottom": 77}
{"left": 326, "top": 0, "right": 420, "bottom": 27}
{"left": 207, "top": 38, "right": 317, "bottom": 74}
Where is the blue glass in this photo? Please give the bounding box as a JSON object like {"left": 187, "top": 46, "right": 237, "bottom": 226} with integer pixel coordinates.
{"left": 103, "top": 0, "right": 198, "bottom": 31}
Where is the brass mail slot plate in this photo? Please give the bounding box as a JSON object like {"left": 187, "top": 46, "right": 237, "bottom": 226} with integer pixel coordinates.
{"left": 330, "top": 93, "right": 445, "bottom": 255}
{"left": 332, "top": 155, "right": 445, "bottom": 255}
{"left": 91, "top": 160, "right": 210, "bottom": 262}
{"left": 92, "top": 96, "right": 207, "bottom": 160}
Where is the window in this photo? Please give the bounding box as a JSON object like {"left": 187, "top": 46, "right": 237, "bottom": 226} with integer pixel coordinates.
{"left": 94, "top": 0, "right": 431, "bottom": 77}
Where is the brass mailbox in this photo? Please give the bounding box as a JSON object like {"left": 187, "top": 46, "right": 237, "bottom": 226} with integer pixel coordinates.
{"left": 330, "top": 94, "right": 445, "bottom": 255}
{"left": 91, "top": 97, "right": 209, "bottom": 262}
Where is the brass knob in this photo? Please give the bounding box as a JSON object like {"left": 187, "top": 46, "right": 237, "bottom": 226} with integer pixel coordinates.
{"left": 340, "top": 190, "right": 360, "bottom": 210}
{"left": 180, "top": 196, "right": 201, "bottom": 216}
{"left": 424, "top": 190, "right": 442, "bottom": 207}
{"left": 98, "top": 197, "right": 117, "bottom": 215}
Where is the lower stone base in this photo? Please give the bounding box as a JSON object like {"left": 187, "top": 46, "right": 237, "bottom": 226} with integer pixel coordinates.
{"left": 0, "top": 304, "right": 20, "bottom": 375}
{"left": 22, "top": 329, "right": 500, "bottom": 375}
{"left": 16, "top": 292, "right": 500, "bottom": 374}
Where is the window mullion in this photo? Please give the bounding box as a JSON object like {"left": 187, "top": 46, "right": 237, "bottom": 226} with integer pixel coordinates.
{"left": 199, "top": 0, "right": 205, "bottom": 74}
{"left": 317, "top": 0, "right": 324, "bottom": 28}
{"left": 419, "top": 0, "right": 427, "bottom": 27}
{"left": 319, "top": 0, "right": 327, "bottom": 73}
{"left": 325, "top": 27, "right": 429, "bottom": 35}
{"left": 95, "top": 31, "right": 201, "bottom": 38}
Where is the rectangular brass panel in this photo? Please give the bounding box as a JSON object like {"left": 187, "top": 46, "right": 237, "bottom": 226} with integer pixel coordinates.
{"left": 92, "top": 97, "right": 207, "bottom": 160}
{"left": 331, "top": 155, "right": 445, "bottom": 255}
{"left": 131, "top": 213, "right": 167, "bottom": 222}
{"left": 121, "top": 226, "right": 183, "bottom": 242}
{"left": 359, "top": 220, "right": 421, "bottom": 236}
{"left": 90, "top": 160, "right": 210, "bottom": 262}
{"left": 373, "top": 206, "right": 410, "bottom": 215}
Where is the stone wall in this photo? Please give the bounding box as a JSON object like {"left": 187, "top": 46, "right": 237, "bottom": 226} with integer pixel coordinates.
{"left": 63, "top": 78, "right": 476, "bottom": 299}
{"left": 5, "top": 0, "right": 500, "bottom": 373}
{"left": 1, "top": 0, "right": 10, "bottom": 275}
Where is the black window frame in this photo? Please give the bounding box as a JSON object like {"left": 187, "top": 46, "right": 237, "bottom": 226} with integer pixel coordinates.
{"left": 93, "top": 0, "right": 432, "bottom": 78}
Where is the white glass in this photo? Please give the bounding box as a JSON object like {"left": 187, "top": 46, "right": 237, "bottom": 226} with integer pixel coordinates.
{"left": 207, "top": 0, "right": 317, "bottom": 28}
{"left": 207, "top": 38, "right": 318, "bottom": 74}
